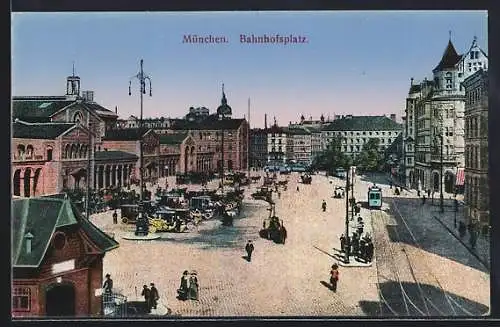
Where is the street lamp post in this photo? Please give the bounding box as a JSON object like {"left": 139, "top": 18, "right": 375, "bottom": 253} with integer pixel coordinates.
{"left": 129, "top": 59, "right": 152, "bottom": 234}
{"left": 344, "top": 166, "right": 350, "bottom": 263}
{"left": 439, "top": 135, "right": 444, "bottom": 213}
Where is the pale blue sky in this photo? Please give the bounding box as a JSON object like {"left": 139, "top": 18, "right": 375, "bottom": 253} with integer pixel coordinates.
{"left": 12, "top": 11, "right": 487, "bottom": 127}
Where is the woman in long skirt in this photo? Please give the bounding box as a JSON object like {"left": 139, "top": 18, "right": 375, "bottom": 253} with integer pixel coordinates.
{"left": 188, "top": 271, "right": 199, "bottom": 300}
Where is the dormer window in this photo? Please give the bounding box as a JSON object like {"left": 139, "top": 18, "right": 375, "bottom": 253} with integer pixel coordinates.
{"left": 73, "top": 111, "right": 83, "bottom": 124}
{"left": 24, "top": 232, "right": 34, "bottom": 254}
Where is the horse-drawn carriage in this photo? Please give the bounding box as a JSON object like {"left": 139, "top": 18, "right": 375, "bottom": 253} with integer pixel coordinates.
{"left": 251, "top": 187, "right": 272, "bottom": 201}
{"left": 333, "top": 186, "right": 345, "bottom": 199}
{"left": 250, "top": 176, "right": 262, "bottom": 183}
{"left": 300, "top": 174, "right": 312, "bottom": 184}
{"left": 259, "top": 203, "right": 287, "bottom": 244}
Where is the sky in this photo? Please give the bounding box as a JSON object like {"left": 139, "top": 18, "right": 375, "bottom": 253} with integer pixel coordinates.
{"left": 12, "top": 11, "right": 487, "bottom": 128}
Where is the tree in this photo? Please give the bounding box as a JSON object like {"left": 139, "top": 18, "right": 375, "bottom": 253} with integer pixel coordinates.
{"left": 312, "top": 136, "right": 352, "bottom": 172}
{"left": 355, "top": 138, "right": 384, "bottom": 172}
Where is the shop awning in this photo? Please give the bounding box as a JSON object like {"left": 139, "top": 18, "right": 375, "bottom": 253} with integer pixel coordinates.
{"left": 456, "top": 168, "right": 465, "bottom": 186}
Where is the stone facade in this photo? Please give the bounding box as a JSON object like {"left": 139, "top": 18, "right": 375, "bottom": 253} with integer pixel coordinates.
{"left": 249, "top": 128, "right": 268, "bottom": 168}
{"left": 407, "top": 37, "right": 487, "bottom": 194}
{"left": 463, "top": 69, "right": 489, "bottom": 227}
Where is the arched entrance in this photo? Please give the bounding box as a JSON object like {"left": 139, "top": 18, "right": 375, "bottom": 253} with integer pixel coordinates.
{"left": 24, "top": 168, "right": 32, "bottom": 197}
{"left": 33, "top": 168, "right": 42, "bottom": 196}
{"left": 45, "top": 283, "right": 75, "bottom": 316}
{"left": 433, "top": 172, "right": 440, "bottom": 192}
{"left": 13, "top": 170, "right": 21, "bottom": 196}
{"left": 445, "top": 171, "right": 455, "bottom": 193}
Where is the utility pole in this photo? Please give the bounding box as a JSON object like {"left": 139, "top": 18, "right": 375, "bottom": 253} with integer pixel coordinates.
{"left": 344, "top": 166, "right": 350, "bottom": 263}
{"left": 247, "top": 97, "right": 251, "bottom": 178}
{"left": 129, "top": 59, "right": 152, "bottom": 232}
{"left": 85, "top": 121, "right": 92, "bottom": 219}
{"left": 351, "top": 166, "right": 355, "bottom": 221}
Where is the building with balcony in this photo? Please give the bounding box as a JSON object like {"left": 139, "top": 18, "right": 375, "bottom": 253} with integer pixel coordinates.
{"left": 249, "top": 128, "right": 268, "bottom": 169}
{"left": 463, "top": 69, "right": 488, "bottom": 229}
{"left": 288, "top": 127, "right": 312, "bottom": 165}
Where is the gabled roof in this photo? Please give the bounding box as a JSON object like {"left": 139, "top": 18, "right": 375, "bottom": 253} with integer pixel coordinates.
{"left": 12, "top": 97, "right": 76, "bottom": 121}
{"left": 95, "top": 150, "right": 138, "bottom": 161}
{"left": 159, "top": 132, "right": 189, "bottom": 145}
{"left": 172, "top": 116, "right": 244, "bottom": 131}
{"left": 12, "top": 197, "right": 118, "bottom": 268}
{"left": 13, "top": 120, "right": 76, "bottom": 139}
{"left": 433, "top": 40, "right": 463, "bottom": 72}
{"left": 82, "top": 102, "right": 118, "bottom": 118}
{"left": 103, "top": 128, "right": 151, "bottom": 141}
{"left": 323, "top": 116, "right": 403, "bottom": 131}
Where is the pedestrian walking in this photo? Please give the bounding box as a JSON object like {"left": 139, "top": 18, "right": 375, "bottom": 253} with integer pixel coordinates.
{"left": 112, "top": 210, "right": 118, "bottom": 224}
{"left": 417, "top": 189, "right": 421, "bottom": 197}
{"left": 459, "top": 221, "right": 467, "bottom": 238}
{"left": 359, "top": 237, "right": 367, "bottom": 261}
{"left": 177, "top": 270, "right": 189, "bottom": 301}
{"left": 356, "top": 220, "right": 364, "bottom": 235}
{"left": 322, "top": 200, "right": 327, "bottom": 212}
{"left": 296, "top": 186, "right": 299, "bottom": 192}
{"left": 188, "top": 271, "right": 199, "bottom": 300}
{"left": 278, "top": 191, "right": 281, "bottom": 199}
{"left": 149, "top": 283, "right": 159, "bottom": 310}
{"left": 427, "top": 189, "right": 431, "bottom": 198}
{"left": 330, "top": 264, "right": 339, "bottom": 292}
{"left": 245, "top": 240, "right": 254, "bottom": 262}
{"left": 340, "top": 234, "right": 346, "bottom": 253}
{"left": 141, "top": 285, "right": 151, "bottom": 313}
{"left": 365, "top": 240, "right": 374, "bottom": 262}
{"left": 102, "top": 274, "right": 113, "bottom": 294}
{"left": 351, "top": 233, "right": 359, "bottom": 256}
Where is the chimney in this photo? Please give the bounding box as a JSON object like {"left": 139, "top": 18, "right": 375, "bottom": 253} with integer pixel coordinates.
{"left": 24, "top": 232, "right": 34, "bottom": 254}
{"left": 82, "top": 90, "right": 94, "bottom": 102}
{"left": 264, "top": 114, "right": 267, "bottom": 129}
{"left": 115, "top": 106, "right": 118, "bottom": 114}
{"left": 390, "top": 114, "right": 396, "bottom": 122}
{"left": 410, "top": 77, "right": 414, "bottom": 86}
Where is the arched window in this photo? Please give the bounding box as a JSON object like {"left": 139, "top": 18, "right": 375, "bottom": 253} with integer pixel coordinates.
{"left": 64, "top": 144, "right": 71, "bottom": 159}
{"left": 46, "top": 146, "right": 53, "bottom": 161}
{"left": 79, "top": 144, "right": 85, "bottom": 158}
{"left": 17, "top": 145, "right": 25, "bottom": 160}
{"left": 70, "top": 144, "right": 77, "bottom": 159}
{"left": 26, "top": 145, "right": 34, "bottom": 159}
{"left": 73, "top": 111, "right": 83, "bottom": 124}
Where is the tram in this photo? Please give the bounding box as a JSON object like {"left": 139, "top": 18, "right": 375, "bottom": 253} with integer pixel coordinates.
{"left": 367, "top": 185, "right": 382, "bottom": 209}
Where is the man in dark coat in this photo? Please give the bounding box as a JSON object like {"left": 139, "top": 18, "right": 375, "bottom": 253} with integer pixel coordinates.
{"left": 141, "top": 285, "right": 151, "bottom": 313}
{"left": 102, "top": 274, "right": 113, "bottom": 294}
{"left": 366, "top": 240, "right": 374, "bottom": 262}
{"left": 177, "top": 271, "right": 189, "bottom": 300}
{"left": 322, "top": 200, "right": 327, "bottom": 212}
{"left": 340, "top": 234, "right": 346, "bottom": 253}
{"left": 351, "top": 233, "right": 359, "bottom": 256}
{"left": 245, "top": 240, "right": 255, "bottom": 262}
{"left": 149, "top": 283, "right": 159, "bottom": 310}
{"left": 112, "top": 211, "right": 118, "bottom": 224}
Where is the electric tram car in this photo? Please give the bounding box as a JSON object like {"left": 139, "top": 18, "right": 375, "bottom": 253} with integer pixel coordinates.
{"left": 367, "top": 185, "right": 382, "bottom": 209}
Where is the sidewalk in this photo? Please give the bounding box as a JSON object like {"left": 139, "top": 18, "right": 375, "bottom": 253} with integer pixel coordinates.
{"left": 430, "top": 205, "right": 490, "bottom": 271}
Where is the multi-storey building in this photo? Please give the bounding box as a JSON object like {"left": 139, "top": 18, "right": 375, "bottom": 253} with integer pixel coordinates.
{"left": 463, "top": 69, "right": 488, "bottom": 229}
{"left": 321, "top": 115, "right": 402, "bottom": 159}
{"left": 171, "top": 88, "right": 248, "bottom": 172}
{"left": 249, "top": 128, "right": 268, "bottom": 168}
{"left": 410, "top": 36, "right": 487, "bottom": 194}
{"left": 307, "top": 126, "right": 323, "bottom": 162}
{"left": 288, "top": 127, "right": 312, "bottom": 165}
{"left": 266, "top": 123, "right": 287, "bottom": 163}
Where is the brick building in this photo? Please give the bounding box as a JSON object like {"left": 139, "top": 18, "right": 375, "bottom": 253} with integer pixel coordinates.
{"left": 463, "top": 68, "right": 489, "bottom": 228}
{"left": 12, "top": 195, "right": 118, "bottom": 317}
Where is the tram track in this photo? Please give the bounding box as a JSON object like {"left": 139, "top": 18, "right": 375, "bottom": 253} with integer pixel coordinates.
{"left": 372, "top": 197, "right": 481, "bottom": 317}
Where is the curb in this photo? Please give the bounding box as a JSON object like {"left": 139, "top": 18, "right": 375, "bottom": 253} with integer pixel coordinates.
{"left": 432, "top": 215, "right": 490, "bottom": 271}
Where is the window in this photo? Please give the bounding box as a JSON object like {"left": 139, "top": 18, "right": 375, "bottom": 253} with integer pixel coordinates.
{"left": 26, "top": 145, "right": 34, "bottom": 159}
{"left": 12, "top": 287, "right": 31, "bottom": 311}
{"left": 47, "top": 147, "right": 53, "bottom": 161}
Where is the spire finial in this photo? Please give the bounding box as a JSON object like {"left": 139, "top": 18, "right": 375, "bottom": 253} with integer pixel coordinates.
{"left": 449, "top": 30, "right": 452, "bottom": 42}
{"left": 473, "top": 35, "right": 477, "bottom": 44}
{"left": 222, "top": 83, "right": 225, "bottom": 95}
{"left": 72, "top": 61, "right": 75, "bottom": 76}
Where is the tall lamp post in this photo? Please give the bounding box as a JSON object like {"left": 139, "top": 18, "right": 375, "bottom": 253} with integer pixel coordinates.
{"left": 344, "top": 165, "right": 351, "bottom": 263}
{"left": 437, "top": 134, "right": 444, "bottom": 213}
{"left": 129, "top": 59, "right": 152, "bottom": 234}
